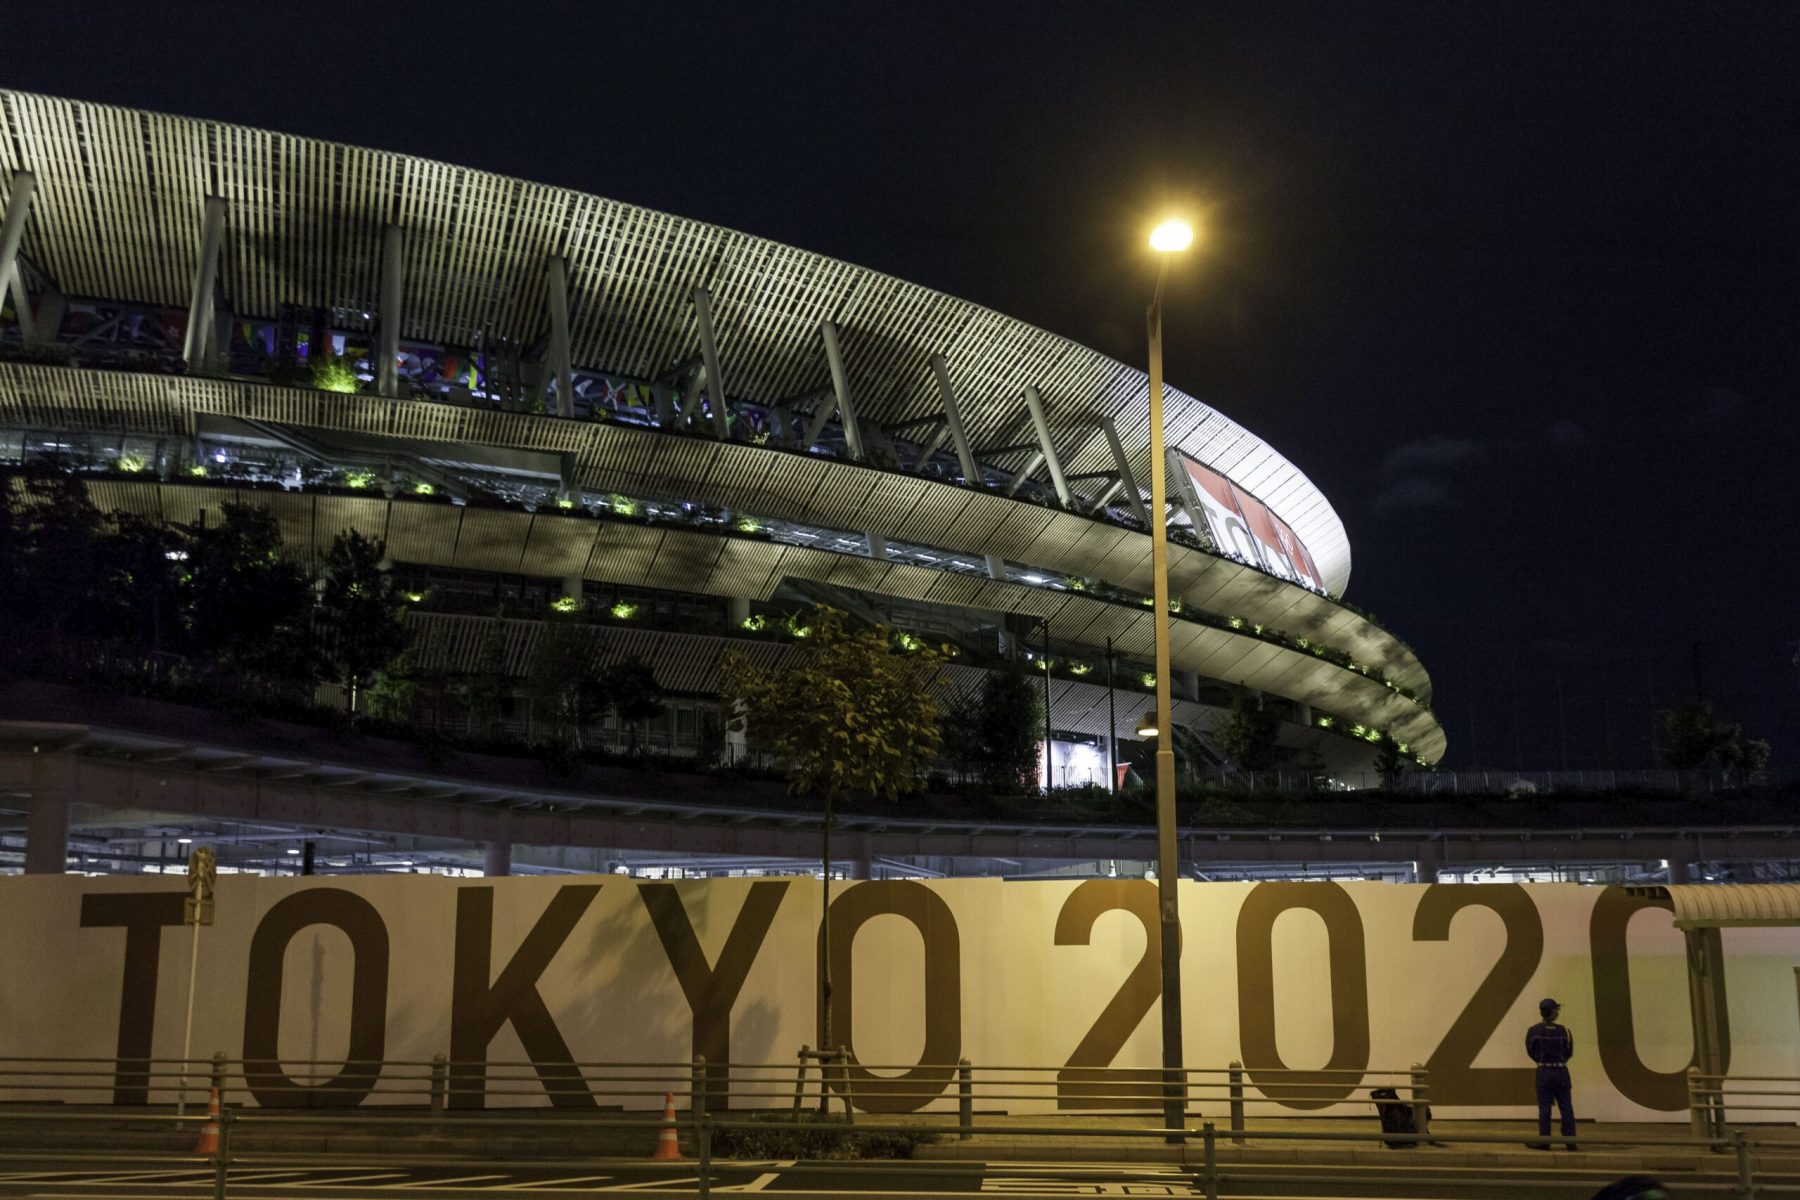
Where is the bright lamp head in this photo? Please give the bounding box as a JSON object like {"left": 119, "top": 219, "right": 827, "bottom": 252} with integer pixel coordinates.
{"left": 1149, "top": 219, "right": 1194, "bottom": 253}
{"left": 1136, "top": 711, "right": 1160, "bottom": 738}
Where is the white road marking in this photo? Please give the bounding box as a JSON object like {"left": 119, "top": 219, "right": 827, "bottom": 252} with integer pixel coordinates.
{"left": 301, "top": 1172, "right": 412, "bottom": 1186}
{"left": 390, "top": 1174, "right": 510, "bottom": 1189}
{"left": 710, "top": 1171, "right": 783, "bottom": 1192}
{"left": 981, "top": 1181, "right": 1201, "bottom": 1197}
{"left": 505, "top": 1176, "right": 617, "bottom": 1190}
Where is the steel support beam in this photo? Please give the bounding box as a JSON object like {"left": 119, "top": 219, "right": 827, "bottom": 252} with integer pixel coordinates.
{"left": 377, "top": 224, "right": 405, "bottom": 398}
{"left": 914, "top": 420, "right": 953, "bottom": 468}
{"left": 546, "top": 257, "right": 575, "bottom": 418}
{"left": 1089, "top": 477, "right": 1126, "bottom": 513}
{"left": 693, "top": 288, "right": 730, "bottom": 438}
{"left": 1005, "top": 450, "right": 1046, "bottom": 497}
{"left": 819, "top": 320, "right": 864, "bottom": 460}
{"left": 930, "top": 355, "right": 983, "bottom": 484}
{"left": 0, "top": 171, "right": 38, "bottom": 341}
{"left": 180, "top": 197, "right": 228, "bottom": 371}
{"left": 1100, "top": 416, "right": 1148, "bottom": 526}
{"left": 1022, "top": 387, "right": 1072, "bottom": 506}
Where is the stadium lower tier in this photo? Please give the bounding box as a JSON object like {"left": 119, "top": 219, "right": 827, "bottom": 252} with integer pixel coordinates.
{"left": 0, "top": 364, "right": 1442, "bottom": 771}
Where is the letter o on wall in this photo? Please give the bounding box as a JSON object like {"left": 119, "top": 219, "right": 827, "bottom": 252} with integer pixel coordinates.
{"left": 243, "top": 889, "right": 390, "bottom": 1108}
{"left": 823, "top": 881, "right": 961, "bottom": 1114}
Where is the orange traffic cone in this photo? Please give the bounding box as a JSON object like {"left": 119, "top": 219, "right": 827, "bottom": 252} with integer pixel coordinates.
{"left": 194, "top": 1088, "right": 221, "bottom": 1156}
{"left": 649, "top": 1091, "right": 681, "bottom": 1160}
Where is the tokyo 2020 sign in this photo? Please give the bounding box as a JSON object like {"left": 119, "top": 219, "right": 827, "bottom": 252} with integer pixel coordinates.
{"left": 1, "top": 876, "right": 1792, "bottom": 1121}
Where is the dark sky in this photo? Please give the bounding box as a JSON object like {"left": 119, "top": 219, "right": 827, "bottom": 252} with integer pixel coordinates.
{"left": 12, "top": 3, "right": 1798, "bottom": 770}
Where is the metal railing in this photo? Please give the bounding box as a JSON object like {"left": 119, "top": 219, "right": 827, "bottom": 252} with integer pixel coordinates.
{"left": 2, "top": 1056, "right": 1798, "bottom": 1198}
{"left": 0, "top": 1053, "right": 1438, "bottom": 1121}
{"left": 0, "top": 1107, "right": 1790, "bottom": 1200}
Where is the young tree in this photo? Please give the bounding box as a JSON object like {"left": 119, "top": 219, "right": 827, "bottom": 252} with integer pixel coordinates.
{"left": 98, "top": 511, "right": 186, "bottom": 658}
{"left": 1372, "top": 732, "right": 1408, "bottom": 790}
{"left": 316, "top": 530, "right": 410, "bottom": 715}
{"left": 526, "top": 617, "right": 601, "bottom": 748}
{"left": 718, "top": 607, "right": 946, "bottom": 1054}
{"left": 0, "top": 459, "right": 107, "bottom": 647}
{"left": 1658, "top": 699, "right": 1741, "bottom": 771}
{"left": 942, "top": 660, "right": 1043, "bottom": 793}
{"left": 179, "top": 502, "right": 318, "bottom": 695}
{"left": 1214, "top": 686, "right": 1288, "bottom": 777}
{"left": 604, "top": 656, "right": 664, "bottom": 754}
{"left": 463, "top": 612, "right": 513, "bottom": 739}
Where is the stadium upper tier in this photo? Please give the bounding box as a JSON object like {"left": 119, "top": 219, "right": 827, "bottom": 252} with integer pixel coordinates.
{"left": 0, "top": 89, "right": 1444, "bottom": 764}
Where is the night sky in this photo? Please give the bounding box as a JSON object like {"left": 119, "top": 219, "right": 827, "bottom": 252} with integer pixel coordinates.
{"left": 12, "top": 4, "right": 1798, "bottom": 770}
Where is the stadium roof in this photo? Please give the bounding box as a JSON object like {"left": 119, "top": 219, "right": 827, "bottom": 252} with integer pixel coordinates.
{"left": 0, "top": 88, "right": 1354, "bottom": 592}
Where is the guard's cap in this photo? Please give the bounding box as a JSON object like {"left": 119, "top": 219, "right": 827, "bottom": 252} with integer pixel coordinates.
{"left": 1539, "top": 997, "right": 1561, "bottom": 1012}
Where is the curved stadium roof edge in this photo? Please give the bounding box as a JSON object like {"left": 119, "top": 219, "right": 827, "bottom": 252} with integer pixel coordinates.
{"left": 0, "top": 88, "right": 1352, "bottom": 592}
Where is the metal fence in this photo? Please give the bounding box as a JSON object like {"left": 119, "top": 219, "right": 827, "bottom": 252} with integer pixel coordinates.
{"left": 1, "top": 1056, "right": 1796, "bottom": 1199}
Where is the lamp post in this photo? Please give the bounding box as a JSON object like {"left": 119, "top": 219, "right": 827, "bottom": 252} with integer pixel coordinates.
{"left": 1145, "top": 216, "right": 1193, "bottom": 1136}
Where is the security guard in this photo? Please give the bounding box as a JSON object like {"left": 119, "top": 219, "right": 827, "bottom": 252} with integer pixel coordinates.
{"left": 1526, "top": 996, "right": 1577, "bottom": 1150}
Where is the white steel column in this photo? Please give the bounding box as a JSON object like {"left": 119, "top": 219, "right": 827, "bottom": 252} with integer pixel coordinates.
{"left": 1101, "top": 416, "right": 1148, "bottom": 525}
{"left": 1166, "top": 447, "right": 1214, "bottom": 549}
{"left": 546, "top": 257, "right": 575, "bottom": 418}
{"left": 0, "top": 171, "right": 38, "bottom": 341}
{"left": 819, "top": 320, "right": 865, "bottom": 460}
{"left": 1022, "top": 387, "right": 1072, "bottom": 506}
{"left": 693, "top": 288, "right": 730, "bottom": 437}
{"left": 930, "top": 354, "right": 982, "bottom": 483}
{"left": 377, "top": 224, "right": 406, "bottom": 398}
{"left": 181, "top": 196, "right": 228, "bottom": 371}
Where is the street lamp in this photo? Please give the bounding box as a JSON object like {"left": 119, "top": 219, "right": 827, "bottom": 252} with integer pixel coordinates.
{"left": 1146, "top": 215, "right": 1193, "bottom": 1136}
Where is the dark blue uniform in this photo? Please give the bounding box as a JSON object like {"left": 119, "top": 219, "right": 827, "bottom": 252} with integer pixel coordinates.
{"left": 1526, "top": 1019, "right": 1575, "bottom": 1145}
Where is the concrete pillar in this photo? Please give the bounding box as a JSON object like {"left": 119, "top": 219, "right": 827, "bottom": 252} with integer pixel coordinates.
{"left": 851, "top": 837, "right": 874, "bottom": 881}
{"left": 0, "top": 170, "right": 37, "bottom": 341}
{"left": 1412, "top": 839, "right": 1445, "bottom": 884}
{"left": 728, "top": 597, "right": 751, "bottom": 627}
{"left": 561, "top": 576, "right": 584, "bottom": 603}
{"left": 1668, "top": 858, "right": 1692, "bottom": 883}
{"left": 483, "top": 841, "right": 513, "bottom": 878}
{"left": 377, "top": 224, "right": 406, "bottom": 397}
{"left": 24, "top": 756, "right": 69, "bottom": 875}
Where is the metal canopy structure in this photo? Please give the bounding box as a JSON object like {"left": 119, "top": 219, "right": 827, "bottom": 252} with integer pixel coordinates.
{"left": 1625, "top": 883, "right": 1800, "bottom": 928}
{"left": 0, "top": 88, "right": 1352, "bottom": 591}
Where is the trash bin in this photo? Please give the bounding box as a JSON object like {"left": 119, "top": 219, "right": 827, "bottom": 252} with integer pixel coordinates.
{"left": 1371, "top": 1086, "right": 1420, "bottom": 1148}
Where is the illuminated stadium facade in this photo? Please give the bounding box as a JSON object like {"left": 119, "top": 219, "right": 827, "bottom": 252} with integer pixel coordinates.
{"left": 0, "top": 89, "right": 1443, "bottom": 810}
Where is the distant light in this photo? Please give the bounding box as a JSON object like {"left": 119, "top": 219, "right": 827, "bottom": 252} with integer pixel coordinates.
{"left": 177, "top": 837, "right": 193, "bottom": 845}
{"left": 285, "top": 847, "right": 300, "bottom": 855}
{"left": 1149, "top": 219, "right": 1194, "bottom": 253}
{"left": 1022, "top": 574, "right": 1048, "bottom": 585}
{"left": 213, "top": 452, "right": 227, "bottom": 463}
{"left": 1136, "top": 712, "right": 1159, "bottom": 738}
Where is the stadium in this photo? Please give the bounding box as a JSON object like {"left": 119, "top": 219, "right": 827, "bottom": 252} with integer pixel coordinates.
{"left": 0, "top": 90, "right": 1447, "bottom": 875}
